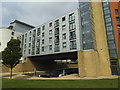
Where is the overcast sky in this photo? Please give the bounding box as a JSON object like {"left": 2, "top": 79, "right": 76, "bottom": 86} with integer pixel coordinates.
{"left": 2, "top": 2, "right": 79, "bottom": 27}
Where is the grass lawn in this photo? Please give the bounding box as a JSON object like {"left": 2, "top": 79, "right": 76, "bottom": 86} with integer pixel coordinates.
{"left": 2, "top": 78, "right": 119, "bottom": 88}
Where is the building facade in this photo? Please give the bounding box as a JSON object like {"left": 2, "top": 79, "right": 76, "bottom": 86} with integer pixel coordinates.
{"left": 18, "top": 1, "right": 120, "bottom": 77}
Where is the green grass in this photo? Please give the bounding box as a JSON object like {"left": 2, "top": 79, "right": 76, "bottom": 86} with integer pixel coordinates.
{"left": 2, "top": 78, "right": 119, "bottom": 88}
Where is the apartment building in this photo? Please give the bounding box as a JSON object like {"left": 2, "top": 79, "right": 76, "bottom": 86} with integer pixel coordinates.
{"left": 18, "top": 9, "right": 82, "bottom": 57}
{"left": 18, "top": 1, "right": 120, "bottom": 77}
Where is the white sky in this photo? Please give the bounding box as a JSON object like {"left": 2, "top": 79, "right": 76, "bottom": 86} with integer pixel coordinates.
{"left": 2, "top": 2, "right": 79, "bottom": 27}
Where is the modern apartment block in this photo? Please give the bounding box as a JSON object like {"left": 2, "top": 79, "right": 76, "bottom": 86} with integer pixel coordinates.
{"left": 18, "top": 1, "right": 120, "bottom": 77}
{"left": 18, "top": 9, "right": 81, "bottom": 57}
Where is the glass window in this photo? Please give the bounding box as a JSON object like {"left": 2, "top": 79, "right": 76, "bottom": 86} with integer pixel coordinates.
{"left": 70, "top": 31, "right": 76, "bottom": 40}
{"left": 24, "top": 44, "right": 26, "bottom": 48}
{"left": 69, "top": 13, "right": 75, "bottom": 22}
{"left": 42, "top": 25, "right": 45, "bottom": 30}
{"left": 49, "top": 37, "right": 52, "bottom": 43}
{"left": 29, "top": 43, "right": 31, "bottom": 47}
{"left": 62, "top": 25, "right": 66, "bottom": 30}
{"left": 49, "top": 30, "right": 52, "bottom": 35}
{"left": 119, "top": 33, "right": 120, "bottom": 38}
{"left": 29, "top": 31, "right": 32, "bottom": 35}
{"left": 117, "top": 25, "right": 120, "bottom": 30}
{"left": 36, "top": 39, "right": 40, "bottom": 47}
{"left": 62, "top": 33, "right": 66, "bottom": 40}
{"left": 49, "top": 22, "right": 52, "bottom": 27}
{"left": 54, "top": 44, "right": 59, "bottom": 52}
{"left": 37, "top": 28, "right": 40, "bottom": 36}
{"left": 42, "top": 32, "right": 44, "bottom": 37}
{"left": 69, "top": 23, "right": 75, "bottom": 30}
{"left": 63, "top": 42, "right": 66, "bottom": 48}
{"left": 11, "top": 32, "right": 14, "bottom": 35}
{"left": 62, "top": 17, "right": 65, "bottom": 22}
{"left": 28, "top": 49, "right": 31, "bottom": 54}
{"left": 70, "top": 40, "right": 76, "bottom": 50}
{"left": 115, "top": 9, "right": 118, "bottom": 14}
{"left": 116, "top": 17, "right": 120, "bottom": 23}
{"left": 42, "top": 47, "right": 44, "bottom": 52}
{"left": 49, "top": 45, "right": 52, "bottom": 50}
{"left": 36, "top": 48, "right": 40, "bottom": 54}
{"left": 25, "top": 33, "right": 27, "bottom": 37}
{"left": 42, "top": 39, "right": 44, "bottom": 44}
{"left": 29, "top": 37, "right": 31, "bottom": 41}
{"left": 54, "top": 20, "right": 59, "bottom": 27}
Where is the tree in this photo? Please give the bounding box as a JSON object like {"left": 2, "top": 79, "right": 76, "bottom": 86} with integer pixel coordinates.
{"left": 2, "top": 39, "right": 21, "bottom": 79}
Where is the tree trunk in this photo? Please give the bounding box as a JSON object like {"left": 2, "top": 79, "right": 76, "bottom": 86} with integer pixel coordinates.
{"left": 10, "top": 66, "right": 12, "bottom": 79}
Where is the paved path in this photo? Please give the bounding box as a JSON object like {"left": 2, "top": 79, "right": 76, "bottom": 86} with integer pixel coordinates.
{"left": 1, "top": 73, "right": 119, "bottom": 80}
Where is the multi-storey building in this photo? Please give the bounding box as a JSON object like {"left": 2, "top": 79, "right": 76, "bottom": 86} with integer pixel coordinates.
{"left": 18, "top": 1, "right": 120, "bottom": 77}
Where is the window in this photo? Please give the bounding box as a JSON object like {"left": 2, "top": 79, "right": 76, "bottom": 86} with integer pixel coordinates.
{"left": 115, "top": 9, "right": 118, "bottom": 14}
{"left": 69, "top": 13, "right": 75, "bottom": 22}
{"left": 42, "top": 47, "right": 44, "bottom": 52}
{"left": 25, "top": 33, "right": 27, "bottom": 37}
{"left": 42, "top": 25, "right": 45, "bottom": 30}
{"left": 116, "top": 17, "right": 120, "bottom": 23}
{"left": 62, "top": 17, "right": 65, "bottom": 22}
{"left": 37, "top": 28, "right": 40, "bottom": 36}
{"left": 54, "top": 20, "right": 59, "bottom": 27}
{"left": 0, "top": 42, "right": 1, "bottom": 46}
{"left": 49, "top": 37, "right": 52, "bottom": 43}
{"left": 42, "top": 32, "right": 44, "bottom": 37}
{"left": 69, "top": 23, "right": 76, "bottom": 30}
{"left": 28, "top": 49, "right": 31, "bottom": 54}
{"left": 70, "top": 31, "right": 76, "bottom": 40}
{"left": 62, "top": 25, "right": 66, "bottom": 30}
{"left": 36, "top": 48, "right": 40, "bottom": 54}
{"left": 119, "top": 33, "right": 120, "bottom": 38}
{"left": 55, "top": 28, "right": 59, "bottom": 35}
{"left": 24, "top": 44, "right": 26, "bottom": 48}
{"left": 11, "top": 37, "right": 14, "bottom": 39}
{"left": 49, "top": 30, "right": 52, "bottom": 35}
{"left": 29, "top": 31, "right": 32, "bottom": 35}
{"left": 11, "top": 32, "right": 14, "bottom": 35}
{"left": 25, "top": 39, "right": 27, "bottom": 43}
{"left": 42, "top": 39, "right": 44, "bottom": 44}
{"left": 70, "top": 40, "right": 76, "bottom": 50}
{"left": 49, "top": 45, "right": 52, "bottom": 50}
{"left": 49, "top": 22, "right": 52, "bottom": 27}
{"left": 117, "top": 25, "right": 120, "bottom": 30}
{"left": 62, "top": 33, "right": 66, "bottom": 40}
{"left": 54, "top": 44, "right": 59, "bottom": 52}
{"left": 36, "top": 39, "right": 40, "bottom": 47}
{"left": 63, "top": 42, "right": 66, "bottom": 48}
{"left": 29, "top": 43, "right": 31, "bottom": 47}
{"left": 29, "top": 37, "right": 31, "bottom": 41}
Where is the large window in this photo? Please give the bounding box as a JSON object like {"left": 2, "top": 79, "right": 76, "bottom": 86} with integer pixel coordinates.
{"left": 42, "top": 47, "right": 44, "bottom": 52}
{"left": 29, "top": 37, "right": 31, "bottom": 41}
{"left": 63, "top": 42, "right": 66, "bottom": 48}
{"left": 69, "top": 23, "right": 75, "bottom": 30}
{"left": 116, "top": 17, "right": 120, "bottom": 23}
{"left": 62, "top": 17, "right": 65, "bottom": 22}
{"left": 54, "top": 20, "right": 59, "bottom": 27}
{"left": 70, "top": 40, "right": 76, "bottom": 50}
{"left": 62, "top": 25, "right": 66, "bottom": 30}
{"left": 36, "top": 48, "right": 40, "bottom": 54}
{"left": 29, "top": 43, "right": 31, "bottom": 47}
{"left": 49, "top": 45, "right": 52, "bottom": 51}
{"left": 69, "top": 13, "right": 75, "bottom": 22}
{"left": 62, "top": 33, "right": 66, "bottom": 40}
{"left": 37, "top": 28, "right": 40, "bottom": 36}
{"left": 42, "top": 39, "right": 44, "bottom": 45}
{"left": 49, "top": 30, "right": 52, "bottom": 35}
{"left": 70, "top": 31, "right": 76, "bottom": 40}
{"left": 49, "top": 37, "right": 52, "bottom": 43}
{"left": 54, "top": 44, "right": 59, "bottom": 52}
{"left": 42, "top": 32, "right": 44, "bottom": 37}
{"left": 42, "top": 25, "right": 45, "bottom": 30}
{"left": 115, "top": 9, "right": 118, "bottom": 14}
